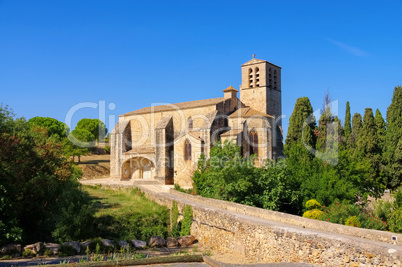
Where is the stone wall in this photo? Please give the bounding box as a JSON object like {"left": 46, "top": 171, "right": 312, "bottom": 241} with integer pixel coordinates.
{"left": 137, "top": 185, "right": 402, "bottom": 266}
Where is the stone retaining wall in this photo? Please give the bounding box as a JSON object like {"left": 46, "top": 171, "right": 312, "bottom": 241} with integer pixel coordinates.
{"left": 136, "top": 185, "right": 402, "bottom": 266}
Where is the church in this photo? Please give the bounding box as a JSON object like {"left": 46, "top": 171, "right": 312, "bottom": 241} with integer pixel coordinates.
{"left": 110, "top": 56, "right": 283, "bottom": 187}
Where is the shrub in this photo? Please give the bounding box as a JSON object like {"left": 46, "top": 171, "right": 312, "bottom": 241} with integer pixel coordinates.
{"left": 389, "top": 208, "right": 402, "bottom": 233}
{"left": 373, "top": 200, "right": 393, "bottom": 223}
{"left": 318, "top": 202, "right": 361, "bottom": 224}
{"left": 1, "top": 255, "right": 12, "bottom": 260}
{"left": 358, "top": 213, "right": 388, "bottom": 231}
{"left": 394, "top": 187, "right": 402, "bottom": 209}
{"left": 180, "top": 205, "right": 193, "bottom": 236}
{"left": 305, "top": 199, "right": 322, "bottom": 210}
{"left": 171, "top": 201, "right": 180, "bottom": 238}
{"left": 303, "top": 209, "right": 323, "bottom": 219}
{"left": 345, "top": 216, "right": 361, "bottom": 227}
{"left": 22, "top": 249, "right": 35, "bottom": 258}
{"left": 104, "top": 146, "right": 110, "bottom": 154}
{"left": 58, "top": 244, "right": 77, "bottom": 257}
{"left": 44, "top": 248, "right": 53, "bottom": 257}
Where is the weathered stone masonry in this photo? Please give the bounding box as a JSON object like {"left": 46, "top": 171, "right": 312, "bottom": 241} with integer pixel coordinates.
{"left": 136, "top": 185, "right": 402, "bottom": 266}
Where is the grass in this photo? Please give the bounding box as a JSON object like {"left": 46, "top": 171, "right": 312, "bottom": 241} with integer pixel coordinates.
{"left": 83, "top": 186, "right": 170, "bottom": 242}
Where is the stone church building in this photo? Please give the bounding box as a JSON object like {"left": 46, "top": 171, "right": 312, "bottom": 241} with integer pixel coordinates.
{"left": 110, "top": 56, "right": 283, "bottom": 187}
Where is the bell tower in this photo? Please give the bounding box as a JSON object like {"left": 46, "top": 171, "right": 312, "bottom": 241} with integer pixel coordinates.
{"left": 239, "top": 55, "right": 282, "bottom": 127}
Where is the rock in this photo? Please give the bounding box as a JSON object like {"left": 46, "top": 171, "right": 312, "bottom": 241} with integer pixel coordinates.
{"left": 63, "top": 241, "right": 80, "bottom": 253}
{"left": 80, "top": 241, "right": 92, "bottom": 250}
{"left": 149, "top": 236, "right": 165, "bottom": 247}
{"left": 24, "top": 242, "right": 43, "bottom": 254}
{"left": 102, "top": 239, "right": 114, "bottom": 248}
{"left": 1, "top": 244, "right": 21, "bottom": 255}
{"left": 45, "top": 243, "right": 60, "bottom": 255}
{"left": 132, "top": 240, "right": 147, "bottom": 249}
{"left": 118, "top": 241, "right": 129, "bottom": 250}
{"left": 166, "top": 237, "right": 179, "bottom": 248}
{"left": 177, "top": 235, "right": 195, "bottom": 247}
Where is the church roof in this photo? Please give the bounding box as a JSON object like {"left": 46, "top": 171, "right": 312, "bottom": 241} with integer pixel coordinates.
{"left": 229, "top": 107, "right": 274, "bottom": 119}
{"left": 242, "top": 56, "right": 281, "bottom": 69}
{"left": 220, "top": 128, "right": 243, "bottom": 137}
{"left": 121, "top": 97, "right": 225, "bottom": 117}
{"left": 222, "top": 85, "right": 238, "bottom": 92}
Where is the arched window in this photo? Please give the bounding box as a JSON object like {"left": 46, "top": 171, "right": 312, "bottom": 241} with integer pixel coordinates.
{"left": 188, "top": 117, "right": 193, "bottom": 131}
{"left": 201, "top": 140, "right": 205, "bottom": 155}
{"left": 248, "top": 68, "right": 253, "bottom": 88}
{"left": 274, "top": 70, "right": 277, "bottom": 89}
{"left": 255, "top": 67, "right": 260, "bottom": 87}
{"left": 249, "top": 129, "right": 258, "bottom": 156}
{"left": 184, "top": 139, "right": 192, "bottom": 161}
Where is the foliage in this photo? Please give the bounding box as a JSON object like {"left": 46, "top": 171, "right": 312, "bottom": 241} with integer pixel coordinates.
{"left": 344, "top": 101, "right": 352, "bottom": 140}
{"left": 350, "top": 113, "right": 362, "bottom": 148}
{"left": 28, "top": 116, "right": 69, "bottom": 140}
{"left": 58, "top": 244, "right": 77, "bottom": 256}
{"left": 373, "top": 200, "right": 393, "bottom": 223}
{"left": 63, "top": 129, "right": 95, "bottom": 162}
{"left": 305, "top": 199, "right": 322, "bottom": 210}
{"left": 22, "top": 249, "right": 35, "bottom": 257}
{"left": 171, "top": 201, "right": 180, "bottom": 238}
{"left": 84, "top": 186, "right": 170, "bottom": 241}
{"left": 395, "top": 186, "right": 402, "bottom": 208}
{"left": 388, "top": 208, "right": 402, "bottom": 233}
{"left": 193, "top": 141, "right": 301, "bottom": 214}
{"left": 173, "top": 184, "right": 193, "bottom": 194}
{"left": 319, "top": 202, "right": 362, "bottom": 225}
{"left": 180, "top": 205, "right": 193, "bottom": 236}
{"left": 345, "top": 216, "right": 361, "bottom": 227}
{"left": 104, "top": 145, "right": 110, "bottom": 154}
{"left": 385, "top": 86, "right": 402, "bottom": 188}
{"left": 0, "top": 105, "right": 95, "bottom": 245}
{"left": 303, "top": 209, "right": 323, "bottom": 220}
{"left": 285, "top": 97, "right": 316, "bottom": 148}
{"left": 76, "top": 118, "right": 108, "bottom": 142}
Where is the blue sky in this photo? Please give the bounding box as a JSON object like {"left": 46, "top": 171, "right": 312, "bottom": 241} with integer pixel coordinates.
{"left": 1, "top": 0, "right": 401, "bottom": 139}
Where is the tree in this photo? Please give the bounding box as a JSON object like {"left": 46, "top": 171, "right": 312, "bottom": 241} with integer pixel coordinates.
{"left": 28, "top": 117, "right": 69, "bottom": 140}
{"left": 385, "top": 86, "right": 402, "bottom": 188}
{"left": 0, "top": 105, "right": 94, "bottom": 244}
{"left": 349, "top": 113, "right": 362, "bottom": 150}
{"left": 374, "top": 109, "right": 386, "bottom": 148}
{"left": 344, "top": 101, "right": 352, "bottom": 140}
{"left": 75, "top": 118, "right": 107, "bottom": 142}
{"left": 64, "top": 129, "right": 95, "bottom": 162}
{"left": 355, "top": 108, "right": 384, "bottom": 196}
{"left": 285, "top": 97, "right": 316, "bottom": 149}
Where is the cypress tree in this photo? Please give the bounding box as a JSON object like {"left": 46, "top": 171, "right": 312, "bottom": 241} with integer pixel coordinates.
{"left": 358, "top": 108, "right": 379, "bottom": 155}
{"left": 350, "top": 113, "right": 362, "bottom": 149}
{"left": 344, "top": 101, "right": 352, "bottom": 139}
{"left": 385, "top": 86, "right": 402, "bottom": 188}
{"left": 374, "top": 109, "right": 386, "bottom": 148}
{"left": 285, "top": 97, "right": 316, "bottom": 149}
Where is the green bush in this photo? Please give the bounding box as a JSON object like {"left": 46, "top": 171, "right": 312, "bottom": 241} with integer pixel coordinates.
{"left": 171, "top": 201, "right": 180, "bottom": 238}
{"left": 319, "top": 202, "right": 361, "bottom": 224}
{"left": 303, "top": 209, "right": 323, "bottom": 219}
{"left": 180, "top": 205, "right": 193, "bottom": 236}
{"left": 305, "top": 199, "right": 322, "bottom": 210}
{"left": 58, "top": 244, "right": 77, "bottom": 257}
{"left": 389, "top": 208, "right": 402, "bottom": 233}
{"left": 104, "top": 146, "right": 110, "bottom": 154}
{"left": 373, "top": 200, "right": 393, "bottom": 223}
{"left": 22, "top": 249, "right": 35, "bottom": 257}
{"left": 44, "top": 248, "right": 53, "bottom": 257}
{"left": 394, "top": 187, "right": 402, "bottom": 209}
{"left": 345, "top": 216, "right": 361, "bottom": 227}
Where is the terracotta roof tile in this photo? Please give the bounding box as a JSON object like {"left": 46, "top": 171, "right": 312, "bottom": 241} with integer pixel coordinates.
{"left": 229, "top": 107, "right": 274, "bottom": 119}
{"left": 121, "top": 97, "right": 225, "bottom": 117}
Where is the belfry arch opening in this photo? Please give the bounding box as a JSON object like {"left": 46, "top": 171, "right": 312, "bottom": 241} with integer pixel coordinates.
{"left": 121, "top": 157, "right": 155, "bottom": 180}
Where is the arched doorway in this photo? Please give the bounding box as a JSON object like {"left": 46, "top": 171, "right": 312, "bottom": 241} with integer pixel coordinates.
{"left": 121, "top": 157, "right": 155, "bottom": 180}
